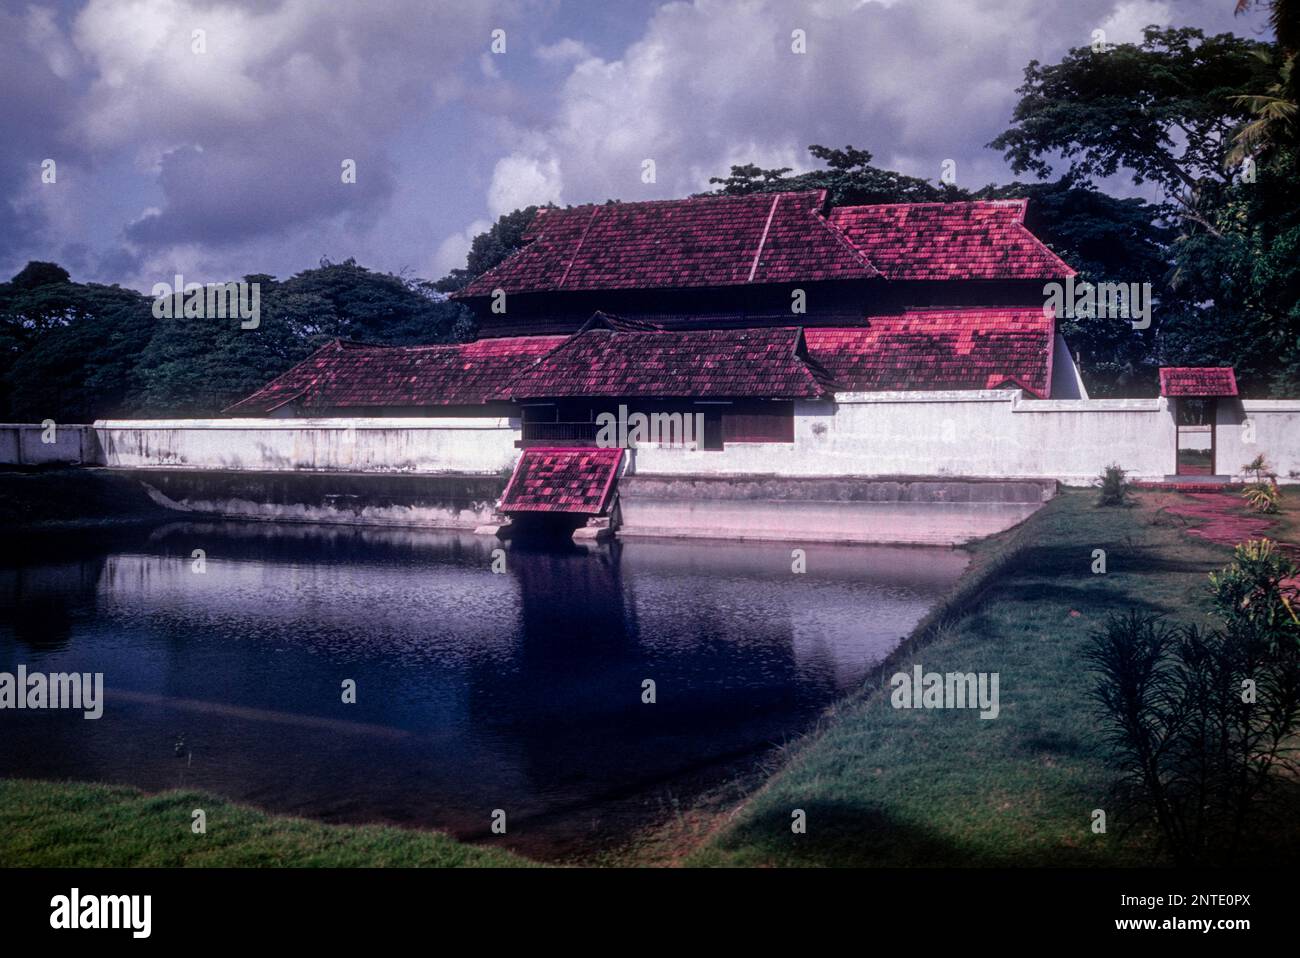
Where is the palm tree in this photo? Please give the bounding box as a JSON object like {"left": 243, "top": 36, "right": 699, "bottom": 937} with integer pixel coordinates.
{"left": 1229, "top": 1, "right": 1299, "bottom": 164}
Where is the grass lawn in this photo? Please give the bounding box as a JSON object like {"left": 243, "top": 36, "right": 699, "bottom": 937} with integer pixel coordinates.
{"left": 1272, "top": 486, "right": 1300, "bottom": 546}
{"left": 689, "top": 487, "right": 1300, "bottom": 867}
{"left": 0, "top": 780, "right": 536, "bottom": 867}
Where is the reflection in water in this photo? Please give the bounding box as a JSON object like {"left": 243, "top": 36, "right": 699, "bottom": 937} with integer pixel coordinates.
{"left": 0, "top": 521, "right": 966, "bottom": 859}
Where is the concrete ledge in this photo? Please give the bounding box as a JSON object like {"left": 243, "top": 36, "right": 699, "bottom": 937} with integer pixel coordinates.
{"left": 110, "top": 468, "right": 507, "bottom": 530}
{"left": 618, "top": 475, "right": 1053, "bottom": 545}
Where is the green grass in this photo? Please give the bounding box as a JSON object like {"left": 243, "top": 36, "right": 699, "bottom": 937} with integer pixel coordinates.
{"left": 0, "top": 780, "right": 537, "bottom": 867}
{"left": 689, "top": 487, "right": 1298, "bottom": 867}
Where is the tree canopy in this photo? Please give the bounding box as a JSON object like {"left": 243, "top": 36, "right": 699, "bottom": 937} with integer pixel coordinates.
{"left": 0, "top": 259, "right": 473, "bottom": 421}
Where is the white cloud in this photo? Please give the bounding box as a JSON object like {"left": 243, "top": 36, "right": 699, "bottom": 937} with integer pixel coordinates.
{"left": 535, "top": 38, "right": 592, "bottom": 64}
{"left": 475, "top": 0, "right": 1122, "bottom": 213}
{"left": 487, "top": 153, "right": 564, "bottom": 217}
{"left": 1099, "top": 0, "right": 1172, "bottom": 46}
{"left": 64, "top": 0, "right": 508, "bottom": 254}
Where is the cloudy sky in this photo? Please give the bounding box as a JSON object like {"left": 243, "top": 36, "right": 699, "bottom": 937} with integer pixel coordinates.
{"left": 1, "top": 0, "right": 1263, "bottom": 291}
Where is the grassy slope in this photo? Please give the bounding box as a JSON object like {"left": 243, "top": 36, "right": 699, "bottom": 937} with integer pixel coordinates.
{"left": 0, "top": 780, "right": 535, "bottom": 868}
{"left": 690, "top": 488, "right": 1281, "bottom": 867}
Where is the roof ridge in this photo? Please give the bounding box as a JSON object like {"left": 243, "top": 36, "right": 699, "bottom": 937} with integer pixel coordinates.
{"left": 746, "top": 194, "right": 781, "bottom": 283}
{"left": 810, "top": 201, "right": 880, "bottom": 276}
{"left": 557, "top": 205, "right": 601, "bottom": 290}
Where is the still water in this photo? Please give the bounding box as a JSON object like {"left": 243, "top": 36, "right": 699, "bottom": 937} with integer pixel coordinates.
{"left": 0, "top": 521, "right": 966, "bottom": 860}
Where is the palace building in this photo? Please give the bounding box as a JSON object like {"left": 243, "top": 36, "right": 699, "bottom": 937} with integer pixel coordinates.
{"left": 88, "top": 190, "right": 1298, "bottom": 542}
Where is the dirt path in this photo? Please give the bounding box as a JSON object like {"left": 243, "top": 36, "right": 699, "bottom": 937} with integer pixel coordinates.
{"left": 1162, "top": 493, "right": 1290, "bottom": 550}
{"left": 1161, "top": 492, "right": 1300, "bottom": 598}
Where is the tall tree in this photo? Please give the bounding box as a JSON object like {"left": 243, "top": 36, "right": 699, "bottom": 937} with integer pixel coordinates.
{"left": 132, "top": 260, "right": 474, "bottom": 416}
{"left": 0, "top": 265, "right": 154, "bottom": 422}
{"left": 989, "top": 27, "right": 1273, "bottom": 237}
{"left": 974, "top": 179, "right": 1174, "bottom": 395}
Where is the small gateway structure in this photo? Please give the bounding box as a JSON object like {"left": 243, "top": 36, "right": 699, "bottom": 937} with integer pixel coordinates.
{"left": 89, "top": 191, "right": 1300, "bottom": 543}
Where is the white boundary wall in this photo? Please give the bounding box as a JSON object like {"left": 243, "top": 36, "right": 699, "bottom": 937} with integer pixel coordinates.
{"left": 633, "top": 391, "right": 1179, "bottom": 485}
{"left": 93, "top": 418, "right": 519, "bottom": 475}
{"left": 1216, "top": 400, "right": 1300, "bottom": 479}
{"left": 3, "top": 395, "right": 1287, "bottom": 484}
{"left": 632, "top": 393, "right": 1300, "bottom": 485}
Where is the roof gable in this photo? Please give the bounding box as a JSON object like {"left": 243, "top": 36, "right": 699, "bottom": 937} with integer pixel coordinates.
{"left": 826, "top": 199, "right": 1075, "bottom": 281}
{"left": 499, "top": 447, "right": 624, "bottom": 514}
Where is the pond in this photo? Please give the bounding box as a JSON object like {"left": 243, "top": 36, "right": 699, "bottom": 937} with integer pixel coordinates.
{"left": 0, "top": 521, "right": 967, "bottom": 861}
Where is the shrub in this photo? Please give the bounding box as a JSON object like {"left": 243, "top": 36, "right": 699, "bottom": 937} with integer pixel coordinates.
{"left": 1243, "top": 481, "right": 1280, "bottom": 513}
{"left": 1087, "top": 545, "right": 1300, "bottom": 865}
{"left": 1209, "top": 539, "right": 1300, "bottom": 652}
{"left": 1097, "top": 463, "right": 1128, "bottom": 506}
{"left": 1240, "top": 456, "right": 1281, "bottom": 514}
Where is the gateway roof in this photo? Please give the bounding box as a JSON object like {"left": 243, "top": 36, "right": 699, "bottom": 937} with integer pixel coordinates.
{"left": 1159, "top": 367, "right": 1239, "bottom": 397}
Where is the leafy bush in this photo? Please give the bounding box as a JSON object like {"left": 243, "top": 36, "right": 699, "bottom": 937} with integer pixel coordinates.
{"left": 1240, "top": 456, "right": 1281, "bottom": 513}
{"left": 1097, "top": 463, "right": 1128, "bottom": 506}
{"left": 1209, "top": 539, "right": 1300, "bottom": 652}
{"left": 1087, "top": 544, "right": 1300, "bottom": 865}
{"left": 1243, "top": 481, "right": 1281, "bottom": 513}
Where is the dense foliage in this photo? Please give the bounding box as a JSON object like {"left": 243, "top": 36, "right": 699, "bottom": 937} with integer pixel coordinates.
{"left": 0, "top": 259, "right": 472, "bottom": 420}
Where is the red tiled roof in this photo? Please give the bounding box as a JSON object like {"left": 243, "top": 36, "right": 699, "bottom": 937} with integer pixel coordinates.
{"left": 456, "top": 194, "right": 1072, "bottom": 297}
{"left": 505, "top": 326, "right": 832, "bottom": 400}
{"left": 223, "top": 336, "right": 567, "bottom": 414}
{"left": 826, "top": 200, "right": 1074, "bottom": 281}
{"left": 226, "top": 308, "right": 1059, "bottom": 413}
{"left": 500, "top": 447, "right": 623, "bottom": 514}
{"left": 804, "top": 308, "right": 1056, "bottom": 398}
{"left": 1159, "top": 367, "right": 1238, "bottom": 397}
{"left": 457, "top": 191, "right": 878, "bottom": 296}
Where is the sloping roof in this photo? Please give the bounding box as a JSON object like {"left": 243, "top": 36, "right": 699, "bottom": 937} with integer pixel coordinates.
{"left": 225, "top": 307, "right": 1060, "bottom": 413}
{"left": 457, "top": 191, "right": 878, "bottom": 296}
{"left": 1159, "top": 367, "right": 1238, "bottom": 397}
{"left": 222, "top": 336, "right": 567, "bottom": 414}
{"left": 803, "top": 308, "right": 1056, "bottom": 398}
{"left": 500, "top": 447, "right": 623, "bottom": 514}
{"left": 825, "top": 199, "right": 1075, "bottom": 281}
{"left": 456, "top": 194, "right": 1073, "bottom": 298}
{"left": 504, "top": 326, "right": 832, "bottom": 400}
